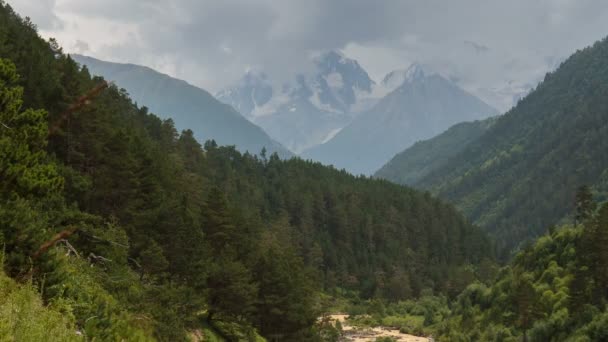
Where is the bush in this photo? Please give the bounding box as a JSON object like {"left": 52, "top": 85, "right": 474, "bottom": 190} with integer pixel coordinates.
{"left": 0, "top": 270, "right": 80, "bottom": 341}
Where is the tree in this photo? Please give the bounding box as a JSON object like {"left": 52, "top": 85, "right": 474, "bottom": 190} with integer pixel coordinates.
{"left": 205, "top": 257, "right": 258, "bottom": 323}
{"left": 0, "top": 58, "right": 62, "bottom": 198}
{"left": 203, "top": 187, "right": 238, "bottom": 253}
{"left": 575, "top": 185, "right": 596, "bottom": 225}
{"left": 592, "top": 203, "right": 608, "bottom": 301}
{"left": 513, "top": 270, "right": 537, "bottom": 342}
{"left": 0, "top": 58, "right": 63, "bottom": 273}
{"left": 254, "top": 229, "right": 318, "bottom": 339}
{"left": 138, "top": 240, "right": 169, "bottom": 281}
{"left": 385, "top": 268, "right": 412, "bottom": 301}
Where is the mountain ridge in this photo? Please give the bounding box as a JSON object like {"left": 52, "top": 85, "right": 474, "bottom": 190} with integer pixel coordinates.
{"left": 409, "top": 36, "right": 608, "bottom": 254}
{"left": 72, "top": 54, "right": 293, "bottom": 158}
{"left": 375, "top": 116, "right": 498, "bottom": 185}
{"left": 216, "top": 50, "right": 376, "bottom": 153}
{"left": 302, "top": 64, "right": 498, "bottom": 175}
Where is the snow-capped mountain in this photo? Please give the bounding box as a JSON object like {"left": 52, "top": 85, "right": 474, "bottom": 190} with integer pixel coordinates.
{"left": 216, "top": 51, "right": 376, "bottom": 153}
{"left": 302, "top": 63, "right": 499, "bottom": 175}
{"left": 215, "top": 70, "right": 273, "bottom": 118}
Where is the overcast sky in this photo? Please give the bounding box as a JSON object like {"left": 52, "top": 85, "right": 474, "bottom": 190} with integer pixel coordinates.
{"left": 10, "top": 0, "right": 608, "bottom": 109}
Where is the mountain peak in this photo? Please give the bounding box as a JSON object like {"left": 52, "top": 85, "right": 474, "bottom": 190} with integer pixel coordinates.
{"left": 242, "top": 69, "right": 269, "bottom": 84}
{"left": 404, "top": 62, "right": 428, "bottom": 81}
{"left": 381, "top": 63, "right": 435, "bottom": 90}
{"left": 316, "top": 50, "right": 348, "bottom": 65}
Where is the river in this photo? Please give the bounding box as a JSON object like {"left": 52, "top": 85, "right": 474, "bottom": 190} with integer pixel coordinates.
{"left": 328, "top": 314, "right": 431, "bottom": 342}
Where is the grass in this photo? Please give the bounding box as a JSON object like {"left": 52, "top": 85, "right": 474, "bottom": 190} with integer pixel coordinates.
{"left": 0, "top": 270, "right": 81, "bottom": 341}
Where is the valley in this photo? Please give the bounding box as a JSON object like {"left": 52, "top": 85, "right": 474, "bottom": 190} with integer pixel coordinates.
{"left": 327, "top": 315, "right": 430, "bottom": 342}
{"left": 3, "top": 1, "right": 608, "bottom": 341}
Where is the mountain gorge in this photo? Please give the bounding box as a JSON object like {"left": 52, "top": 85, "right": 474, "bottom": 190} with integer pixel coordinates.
{"left": 71, "top": 54, "right": 292, "bottom": 158}
{"left": 4, "top": 1, "right": 608, "bottom": 341}
{"left": 0, "top": 4, "right": 491, "bottom": 341}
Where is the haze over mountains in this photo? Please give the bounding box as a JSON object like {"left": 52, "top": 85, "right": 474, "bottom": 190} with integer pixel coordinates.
{"left": 7, "top": 1, "right": 608, "bottom": 340}
{"left": 217, "top": 51, "right": 377, "bottom": 153}
{"left": 219, "top": 52, "right": 498, "bottom": 174}
{"left": 72, "top": 54, "right": 292, "bottom": 158}
{"left": 303, "top": 63, "right": 498, "bottom": 175}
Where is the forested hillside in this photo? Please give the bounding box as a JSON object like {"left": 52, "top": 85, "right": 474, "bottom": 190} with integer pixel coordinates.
{"left": 375, "top": 117, "right": 497, "bottom": 185}
{"left": 436, "top": 189, "right": 608, "bottom": 341}
{"left": 0, "top": 3, "right": 491, "bottom": 340}
{"left": 71, "top": 54, "right": 293, "bottom": 159}
{"left": 336, "top": 188, "right": 608, "bottom": 341}
{"left": 414, "top": 36, "right": 608, "bottom": 255}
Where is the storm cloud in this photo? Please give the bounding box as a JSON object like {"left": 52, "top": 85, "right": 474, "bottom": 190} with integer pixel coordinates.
{"left": 10, "top": 0, "right": 608, "bottom": 110}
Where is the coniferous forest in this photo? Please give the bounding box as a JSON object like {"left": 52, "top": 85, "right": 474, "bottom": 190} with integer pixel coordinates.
{"left": 2, "top": 1, "right": 608, "bottom": 341}
{"left": 0, "top": 3, "right": 490, "bottom": 340}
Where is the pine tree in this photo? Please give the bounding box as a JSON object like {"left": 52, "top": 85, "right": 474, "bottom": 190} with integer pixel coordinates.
{"left": 513, "top": 270, "right": 537, "bottom": 342}
{"left": 205, "top": 257, "right": 258, "bottom": 323}
{"left": 203, "top": 187, "right": 237, "bottom": 253}
{"left": 0, "top": 58, "right": 63, "bottom": 273}
{"left": 575, "top": 185, "right": 596, "bottom": 225}
{"left": 254, "top": 228, "right": 318, "bottom": 339}
{"left": 592, "top": 203, "right": 608, "bottom": 301}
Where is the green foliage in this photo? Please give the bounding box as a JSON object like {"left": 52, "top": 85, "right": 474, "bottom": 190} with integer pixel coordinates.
{"left": 575, "top": 185, "right": 596, "bottom": 225}
{"left": 0, "top": 269, "right": 80, "bottom": 342}
{"left": 413, "top": 36, "right": 608, "bottom": 255}
{"left": 376, "top": 117, "right": 496, "bottom": 185}
{"left": 0, "top": 57, "right": 63, "bottom": 274}
{"left": 436, "top": 201, "right": 608, "bottom": 341}
{"left": 375, "top": 337, "right": 397, "bottom": 342}
{"left": 0, "top": 2, "right": 492, "bottom": 340}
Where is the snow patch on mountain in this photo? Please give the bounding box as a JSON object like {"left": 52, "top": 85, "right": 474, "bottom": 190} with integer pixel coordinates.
{"left": 325, "top": 72, "right": 344, "bottom": 89}
{"left": 321, "top": 127, "right": 343, "bottom": 144}
{"left": 250, "top": 92, "right": 291, "bottom": 118}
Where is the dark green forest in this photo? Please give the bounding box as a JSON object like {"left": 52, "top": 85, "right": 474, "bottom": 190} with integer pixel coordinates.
{"left": 3, "top": 1, "right": 608, "bottom": 341}
{"left": 0, "top": 2, "right": 491, "bottom": 340}
{"left": 436, "top": 187, "right": 608, "bottom": 341}
{"left": 400, "top": 35, "right": 608, "bottom": 256}
{"left": 375, "top": 117, "right": 497, "bottom": 186}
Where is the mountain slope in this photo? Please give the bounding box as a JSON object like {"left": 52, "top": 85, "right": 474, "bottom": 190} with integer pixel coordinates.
{"left": 303, "top": 64, "right": 498, "bottom": 175}
{"left": 1, "top": 4, "right": 493, "bottom": 340}
{"left": 375, "top": 117, "right": 497, "bottom": 185}
{"left": 216, "top": 51, "right": 376, "bottom": 153}
{"left": 72, "top": 54, "right": 292, "bottom": 158}
{"left": 415, "top": 37, "right": 608, "bottom": 254}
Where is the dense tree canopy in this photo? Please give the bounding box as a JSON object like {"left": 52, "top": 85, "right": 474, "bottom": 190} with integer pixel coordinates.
{"left": 412, "top": 36, "right": 608, "bottom": 256}
{"left": 0, "top": 2, "right": 490, "bottom": 340}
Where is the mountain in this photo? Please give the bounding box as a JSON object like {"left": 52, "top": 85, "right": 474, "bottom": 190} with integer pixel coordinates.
{"left": 2, "top": 4, "right": 492, "bottom": 340}
{"left": 302, "top": 63, "right": 499, "bottom": 175}
{"left": 71, "top": 54, "right": 292, "bottom": 158}
{"left": 217, "top": 51, "right": 376, "bottom": 153}
{"left": 375, "top": 116, "right": 497, "bottom": 185}
{"left": 414, "top": 37, "right": 608, "bottom": 255}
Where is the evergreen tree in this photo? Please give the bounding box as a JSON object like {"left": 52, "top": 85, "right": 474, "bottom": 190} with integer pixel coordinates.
{"left": 575, "top": 185, "right": 596, "bottom": 225}
{"left": 592, "top": 203, "right": 608, "bottom": 301}
{"left": 0, "top": 58, "right": 63, "bottom": 273}
{"left": 513, "top": 270, "right": 537, "bottom": 342}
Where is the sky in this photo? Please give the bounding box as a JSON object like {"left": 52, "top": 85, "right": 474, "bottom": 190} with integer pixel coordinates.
{"left": 10, "top": 0, "right": 608, "bottom": 111}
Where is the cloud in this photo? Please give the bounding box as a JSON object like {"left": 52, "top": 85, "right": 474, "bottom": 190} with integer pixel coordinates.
{"left": 10, "top": 0, "right": 63, "bottom": 30}
{"left": 10, "top": 0, "right": 608, "bottom": 109}
{"left": 72, "top": 39, "right": 89, "bottom": 53}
